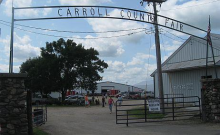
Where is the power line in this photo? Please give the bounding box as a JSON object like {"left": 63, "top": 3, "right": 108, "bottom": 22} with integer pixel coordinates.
{"left": 160, "top": 34, "right": 168, "bottom": 57}
{"left": 161, "top": 27, "right": 220, "bottom": 41}
{"left": 0, "top": 19, "right": 149, "bottom": 34}
{"left": 160, "top": 28, "right": 187, "bottom": 41}
{"left": 160, "top": 32, "right": 183, "bottom": 42}
{"left": 0, "top": 21, "right": 152, "bottom": 39}
{"left": 147, "top": 32, "right": 152, "bottom": 76}
{"left": 161, "top": 0, "right": 220, "bottom": 11}
{"left": 160, "top": 29, "right": 220, "bottom": 52}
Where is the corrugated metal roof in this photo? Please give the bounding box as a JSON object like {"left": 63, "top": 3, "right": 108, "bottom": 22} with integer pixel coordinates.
{"left": 151, "top": 33, "right": 220, "bottom": 76}
{"left": 162, "top": 57, "right": 220, "bottom": 72}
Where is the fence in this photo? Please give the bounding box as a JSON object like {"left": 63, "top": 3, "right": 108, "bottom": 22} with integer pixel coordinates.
{"left": 164, "top": 94, "right": 184, "bottom": 106}
{"left": 26, "top": 90, "right": 48, "bottom": 135}
{"left": 116, "top": 96, "right": 201, "bottom": 126}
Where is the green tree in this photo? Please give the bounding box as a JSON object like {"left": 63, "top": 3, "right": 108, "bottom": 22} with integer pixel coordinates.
{"left": 20, "top": 38, "right": 108, "bottom": 101}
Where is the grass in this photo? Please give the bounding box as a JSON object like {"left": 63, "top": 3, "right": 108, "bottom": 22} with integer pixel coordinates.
{"left": 33, "top": 127, "right": 50, "bottom": 135}
{"left": 127, "top": 107, "right": 165, "bottom": 119}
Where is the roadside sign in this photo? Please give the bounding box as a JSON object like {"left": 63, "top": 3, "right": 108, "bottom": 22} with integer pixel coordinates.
{"left": 148, "top": 99, "right": 160, "bottom": 112}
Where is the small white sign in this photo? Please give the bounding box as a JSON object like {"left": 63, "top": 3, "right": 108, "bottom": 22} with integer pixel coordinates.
{"left": 148, "top": 99, "right": 160, "bottom": 112}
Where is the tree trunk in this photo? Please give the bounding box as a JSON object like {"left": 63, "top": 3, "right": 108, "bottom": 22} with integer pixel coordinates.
{"left": 92, "top": 90, "right": 95, "bottom": 103}
{"left": 61, "top": 90, "right": 66, "bottom": 103}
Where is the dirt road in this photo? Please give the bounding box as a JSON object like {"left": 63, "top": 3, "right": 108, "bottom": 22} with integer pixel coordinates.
{"left": 40, "top": 104, "right": 220, "bottom": 135}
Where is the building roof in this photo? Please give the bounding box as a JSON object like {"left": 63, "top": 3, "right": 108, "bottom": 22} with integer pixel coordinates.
{"left": 151, "top": 33, "right": 220, "bottom": 76}
{"left": 162, "top": 57, "right": 220, "bottom": 73}
{"left": 97, "top": 81, "right": 145, "bottom": 91}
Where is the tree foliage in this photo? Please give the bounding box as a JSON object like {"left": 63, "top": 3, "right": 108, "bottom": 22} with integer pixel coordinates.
{"left": 20, "top": 38, "right": 108, "bottom": 101}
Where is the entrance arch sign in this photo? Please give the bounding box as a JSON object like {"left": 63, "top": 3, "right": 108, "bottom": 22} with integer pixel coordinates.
{"left": 14, "top": 6, "right": 207, "bottom": 39}
{"left": 9, "top": 5, "right": 207, "bottom": 73}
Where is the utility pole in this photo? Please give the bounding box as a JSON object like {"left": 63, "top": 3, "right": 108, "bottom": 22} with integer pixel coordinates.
{"left": 9, "top": 4, "right": 14, "bottom": 73}
{"left": 142, "top": 0, "right": 165, "bottom": 113}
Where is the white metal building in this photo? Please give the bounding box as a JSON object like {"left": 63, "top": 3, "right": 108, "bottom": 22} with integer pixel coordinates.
{"left": 74, "top": 81, "right": 145, "bottom": 94}
{"left": 96, "top": 81, "right": 144, "bottom": 94}
{"left": 151, "top": 34, "right": 220, "bottom": 98}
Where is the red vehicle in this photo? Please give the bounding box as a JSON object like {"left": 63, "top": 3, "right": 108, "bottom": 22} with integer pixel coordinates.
{"left": 108, "top": 89, "right": 120, "bottom": 96}
{"left": 129, "top": 92, "right": 141, "bottom": 99}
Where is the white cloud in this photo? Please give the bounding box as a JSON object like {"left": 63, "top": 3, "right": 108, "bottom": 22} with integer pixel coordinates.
{"left": 72, "top": 9, "right": 149, "bottom": 57}
{"left": 87, "top": 9, "right": 148, "bottom": 44}
{"left": 100, "top": 57, "right": 157, "bottom": 85}
{"left": 127, "top": 57, "right": 144, "bottom": 66}
{"left": 74, "top": 35, "right": 124, "bottom": 57}
{"left": 47, "top": 0, "right": 52, "bottom": 4}
{"left": 106, "top": 61, "right": 126, "bottom": 73}
{"left": 0, "top": 64, "right": 19, "bottom": 73}
{"left": 160, "top": 43, "right": 180, "bottom": 52}
{"left": 151, "top": 37, "right": 181, "bottom": 53}
{"left": 162, "top": 52, "right": 173, "bottom": 63}
{"left": 102, "top": 65, "right": 147, "bottom": 85}
{"left": 144, "top": 63, "right": 157, "bottom": 76}
{"left": 42, "top": 7, "right": 52, "bottom": 16}
{"left": 1, "top": 33, "right": 41, "bottom": 63}
{"left": 158, "top": 0, "right": 220, "bottom": 34}
{"left": 4, "top": 0, "right": 52, "bottom": 17}
{"left": 0, "top": 64, "right": 9, "bottom": 73}
{"left": 127, "top": 53, "right": 155, "bottom": 66}
{"left": 59, "top": 0, "right": 112, "bottom": 5}
{"left": 4, "top": 0, "right": 38, "bottom": 17}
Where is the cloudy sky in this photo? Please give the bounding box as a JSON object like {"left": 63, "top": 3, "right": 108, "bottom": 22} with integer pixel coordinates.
{"left": 0, "top": 0, "right": 219, "bottom": 86}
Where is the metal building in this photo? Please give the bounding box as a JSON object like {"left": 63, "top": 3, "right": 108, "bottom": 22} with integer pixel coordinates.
{"left": 96, "top": 81, "right": 144, "bottom": 94}
{"left": 74, "top": 81, "right": 144, "bottom": 94}
{"left": 151, "top": 34, "right": 220, "bottom": 98}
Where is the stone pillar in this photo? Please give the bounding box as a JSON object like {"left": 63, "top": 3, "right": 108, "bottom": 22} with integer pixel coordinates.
{"left": 201, "top": 79, "right": 220, "bottom": 122}
{"left": 0, "top": 73, "right": 27, "bottom": 135}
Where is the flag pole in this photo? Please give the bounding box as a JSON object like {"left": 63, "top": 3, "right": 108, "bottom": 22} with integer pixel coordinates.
{"left": 206, "top": 16, "right": 218, "bottom": 79}
{"left": 209, "top": 16, "right": 218, "bottom": 78}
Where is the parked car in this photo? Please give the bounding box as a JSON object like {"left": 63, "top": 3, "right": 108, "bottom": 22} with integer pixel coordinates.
{"left": 128, "top": 92, "right": 142, "bottom": 99}
{"left": 65, "top": 95, "right": 92, "bottom": 105}
{"left": 115, "top": 92, "right": 128, "bottom": 98}
{"left": 32, "top": 94, "right": 60, "bottom": 105}
{"left": 32, "top": 94, "right": 46, "bottom": 105}
{"left": 122, "top": 93, "right": 129, "bottom": 99}
{"left": 141, "top": 91, "right": 154, "bottom": 98}
{"left": 44, "top": 95, "right": 60, "bottom": 105}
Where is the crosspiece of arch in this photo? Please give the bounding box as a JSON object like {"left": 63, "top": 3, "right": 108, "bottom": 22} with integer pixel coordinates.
{"left": 13, "top": 6, "right": 207, "bottom": 40}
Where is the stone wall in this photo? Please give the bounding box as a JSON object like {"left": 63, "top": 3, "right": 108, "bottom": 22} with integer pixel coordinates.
{"left": 201, "top": 79, "right": 220, "bottom": 122}
{"left": 0, "top": 73, "right": 27, "bottom": 135}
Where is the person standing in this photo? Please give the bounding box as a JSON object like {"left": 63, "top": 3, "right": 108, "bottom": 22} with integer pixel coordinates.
{"left": 105, "top": 93, "right": 108, "bottom": 99}
{"left": 117, "top": 95, "right": 122, "bottom": 106}
{"left": 85, "top": 95, "right": 89, "bottom": 107}
{"left": 108, "top": 96, "right": 114, "bottom": 114}
{"left": 95, "top": 96, "right": 99, "bottom": 105}
{"left": 102, "top": 96, "right": 105, "bottom": 107}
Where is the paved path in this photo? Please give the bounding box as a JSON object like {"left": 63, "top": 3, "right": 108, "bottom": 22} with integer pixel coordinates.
{"left": 40, "top": 105, "right": 220, "bottom": 135}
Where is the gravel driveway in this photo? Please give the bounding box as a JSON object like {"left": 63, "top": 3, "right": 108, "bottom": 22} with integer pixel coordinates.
{"left": 40, "top": 103, "right": 220, "bottom": 135}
